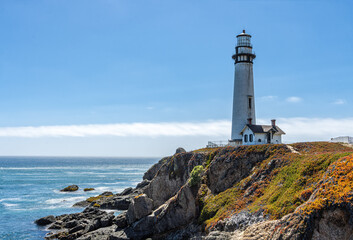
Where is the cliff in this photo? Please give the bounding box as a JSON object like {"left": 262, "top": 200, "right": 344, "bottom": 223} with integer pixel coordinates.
{"left": 36, "top": 142, "right": 353, "bottom": 240}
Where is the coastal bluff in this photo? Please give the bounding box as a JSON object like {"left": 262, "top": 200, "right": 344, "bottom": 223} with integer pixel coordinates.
{"left": 36, "top": 142, "right": 353, "bottom": 240}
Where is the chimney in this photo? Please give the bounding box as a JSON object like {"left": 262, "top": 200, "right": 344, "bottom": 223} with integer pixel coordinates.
{"left": 247, "top": 118, "right": 252, "bottom": 125}
{"left": 271, "top": 119, "right": 276, "bottom": 126}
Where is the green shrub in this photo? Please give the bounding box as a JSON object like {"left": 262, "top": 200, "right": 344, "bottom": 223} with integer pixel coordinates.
{"left": 189, "top": 165, "right": 204, "bottom": 187}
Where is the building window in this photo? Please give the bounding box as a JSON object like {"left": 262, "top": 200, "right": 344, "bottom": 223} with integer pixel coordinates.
{"left": 258, "top": 139, "right": 261, "bottom": 142}
{"left": 249, "top": 134, "right": 253, "bottom": 142}
{"left": 249, "top": 98, "right": 252, "bottom": 109}
{"left": 244, "top": 134, "right": 248, "bottom": 142}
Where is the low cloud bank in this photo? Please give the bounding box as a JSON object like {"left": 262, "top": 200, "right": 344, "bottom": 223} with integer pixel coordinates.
{"left": 274, "top": 117, "right": 353, "bottom": 142}
{"left": 0, "top": 121, "right": 230, "bottom": 138}
{"left": 0, "top": 118, "right": 352, "bottom": 142}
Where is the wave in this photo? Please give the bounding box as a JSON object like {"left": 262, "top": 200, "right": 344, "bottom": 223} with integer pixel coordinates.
{"left": 52, "top": 189, "right": 83, "bottom": 194}
{"left": 0, "top": 197, "right": 22, "bottom": 202}
{"left": 2, "top": 203, "right": 19, "bottom": 207}
{"left": 45, "top": 196, "right": 86, "bottom": 205}
{"left": 93, "top": 187, "right": 116, "bottom": 192}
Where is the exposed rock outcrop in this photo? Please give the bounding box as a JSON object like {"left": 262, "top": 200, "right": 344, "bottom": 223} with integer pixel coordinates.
{"left": 35, "top": 215, "right": 56, "bottom": 226}
{"left": 144, "top": 152, "right": 206, "bottom": 208}
{"left": 43, "top": 207, "right": 115, "bottom": 240}
{"left": 36, "top": 142, "right": 353, "bottom": 240}
{"left": 126, "top": 194, "right": 153, "bottom": 224}
{"left": 175, "top": 147, "right": 186, "bottom": 154}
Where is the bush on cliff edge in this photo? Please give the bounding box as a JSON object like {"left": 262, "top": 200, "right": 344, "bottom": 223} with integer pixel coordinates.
{"left": 189, "top": 165, "right": 204, "bottom": 187}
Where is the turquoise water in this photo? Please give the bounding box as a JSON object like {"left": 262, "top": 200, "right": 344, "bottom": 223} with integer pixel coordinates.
{"left": 0, "top": 156, "right": 157, "bottom": 240}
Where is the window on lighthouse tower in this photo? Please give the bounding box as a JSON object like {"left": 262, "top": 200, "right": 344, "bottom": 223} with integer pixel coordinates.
{"left": 248, "top": 98, "right": 252, "bottom": 109}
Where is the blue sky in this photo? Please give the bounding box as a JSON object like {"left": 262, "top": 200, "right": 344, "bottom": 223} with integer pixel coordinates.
{"left": 0, "top": 0, "right": 352, "bottom": 156}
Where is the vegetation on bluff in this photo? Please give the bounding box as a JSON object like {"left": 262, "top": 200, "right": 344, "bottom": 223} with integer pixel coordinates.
{"left": 197, "top": 142, "right": 353, "bottom": 230}
{"left": 189, "top": 165, "right": 204, "bottom": 187}
{"left": 300, "top": 153, "right": 353, "bottom": 214}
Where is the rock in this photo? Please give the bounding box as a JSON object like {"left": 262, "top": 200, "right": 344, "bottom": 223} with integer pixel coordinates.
{"left": 224, "top": 210, "right": 265, "bottom": 232}
{"left": 143, "top": 157, "right": 169, "bottom": 181}
{"left": 43, "top": 207, "right": 115, "bottom": 239}
{"left": 206, "top": 147, "right": 269, "bottom": 193}
{"left": 76, "top": 226, "right": 129, "bottom": 240}
{"left": 48, "top": 222, "right": 62, "bottom": 229}
{"left": 84, "top": 188, "right": 95, "bottom": 191}
{"left": 127, "top": 195, "right": 154, "bottom": 225}
{"left": 98, "top": 196, "right": 132, "bottom": 210}
{"left": 205, "top": 231, "right": 231, "bottom": 240}
{"left": 119, "top": 187, "right": 133, "bottom": 196}
{"left": 114, "top": 212, "right": 128, "bottom": 229}
{"left": 60, "top": 185, "right": 79, "bottom": 192}
{"left": 175, "top": 147, "right": 186, "bottom": 154}
{"left": 100, "top": 191, "right": 114, "bottom": 196}
{"left": 73, "top": 200, "right": 91, "bottom": 208}
{"left": 312, "top": 209, "right": 353, "bottom": 240}
{"left": 144, "top": 152, "right": 206, "bottom": 208}
{"left": 63, "top": 220, "right": 78, "bottom": 228}
{"left": 35, "top": 215, "right": 56, "bottom": 226}
{"left": 128, "top": 184, "right": 198, "bottom": 239}
{"left": 69, "top": 224, "right": 84, "bottom": 234}
{"left": 162, "top": 223, "right": 202, "bottom": 240}
{"left": 136, "top": 179, "right": 150, "bottom": 189}
{"left": 126, "top": 194, "right": 153, "bottom": 224}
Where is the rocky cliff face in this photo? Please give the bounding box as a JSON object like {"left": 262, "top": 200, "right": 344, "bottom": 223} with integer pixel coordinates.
{"left": 36, "top": 142, "right": 353, "bottom": 240}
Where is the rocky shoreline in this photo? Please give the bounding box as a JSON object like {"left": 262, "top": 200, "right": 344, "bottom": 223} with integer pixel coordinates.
{"left": 35, "top": 143, "right": 353, "bottom": 240}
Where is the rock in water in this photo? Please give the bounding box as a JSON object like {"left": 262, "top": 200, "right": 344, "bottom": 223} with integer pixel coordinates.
{"left": 35, "top": 215, "right": 55, "bottom": 226}
{"left": 84, "top": 188, "right": 95, "bottom": 191}
{"left": 60, "top": 185, "right": 79, "bottom": 192}
{"left": 175, "top": 147, "right": 186, "bottom": 154}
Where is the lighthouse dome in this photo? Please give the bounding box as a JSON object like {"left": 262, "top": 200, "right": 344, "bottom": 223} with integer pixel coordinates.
{"left": 236, "top": 30, "right": 252, "bottom": 47}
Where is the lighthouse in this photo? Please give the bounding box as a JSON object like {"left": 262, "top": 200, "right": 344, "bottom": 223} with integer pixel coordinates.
{"left": 208, "top": 30, "right": 285, "bottom": 148}
{"left": 231, "top": 30, "right": 256, "bottom": 144}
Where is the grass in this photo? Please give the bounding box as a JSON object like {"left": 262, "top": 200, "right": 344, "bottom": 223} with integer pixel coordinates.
{"left": 86, "top": 194, "right": 113, "bottom": 203}
{"left": 197, "top": 142, "right": 353, "bottom": 230}
{"left": 300, "top": 153, "right": 353, "bottom": 215}
{"left": 250, "top": 152, "right": 351, "bottom": 218}
{"left": 199, "top": 185, "right": 243, "bottom": 228}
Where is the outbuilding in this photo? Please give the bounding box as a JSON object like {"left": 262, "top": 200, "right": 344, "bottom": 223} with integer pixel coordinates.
{"left": 240, "top": 119, "right": 285, "bottom": 145}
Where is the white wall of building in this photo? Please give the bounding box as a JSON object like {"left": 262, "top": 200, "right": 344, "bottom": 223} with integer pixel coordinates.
{"left": 271, "top": 134, "right": 282, "bottom": 144}
{"left": 255, "top": 133, "right": 267, "bottom": 144}
{"left": 241, "top": 126, "right": 282, "bottom": 145}
{"left": 330, "top": 136, "right": 353, "bottom": 144}
{"left": 242, "top": 127, "right": 256, "bottom": 145}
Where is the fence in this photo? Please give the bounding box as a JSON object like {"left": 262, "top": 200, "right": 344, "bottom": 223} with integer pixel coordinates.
{"left": 206, "top": 141, "right": 228, "bottom": 148}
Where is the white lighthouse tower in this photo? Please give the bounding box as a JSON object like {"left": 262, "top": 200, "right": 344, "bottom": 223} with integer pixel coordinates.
{"left": 230, "top": 30, "right": 256, "bottom": 144}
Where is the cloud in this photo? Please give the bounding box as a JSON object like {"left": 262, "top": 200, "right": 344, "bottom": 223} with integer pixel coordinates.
{"left": 0, "top": 118, "right": 352, "bottom": 144}
{"left": 286, "top": 96, "right": 302, "bottom": 103}
{"left": 274, "top": 117, "right": 353, "bottom": 142}
{"left": 333, "top": 99, "right": 346, "bottom": 105}
{"left": 0, "top": 121, "right": 230, "bottom": 138}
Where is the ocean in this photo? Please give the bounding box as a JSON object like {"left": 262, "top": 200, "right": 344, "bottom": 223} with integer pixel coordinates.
{"left": 0, "top": 156, "right": 158, "bottom": 240}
